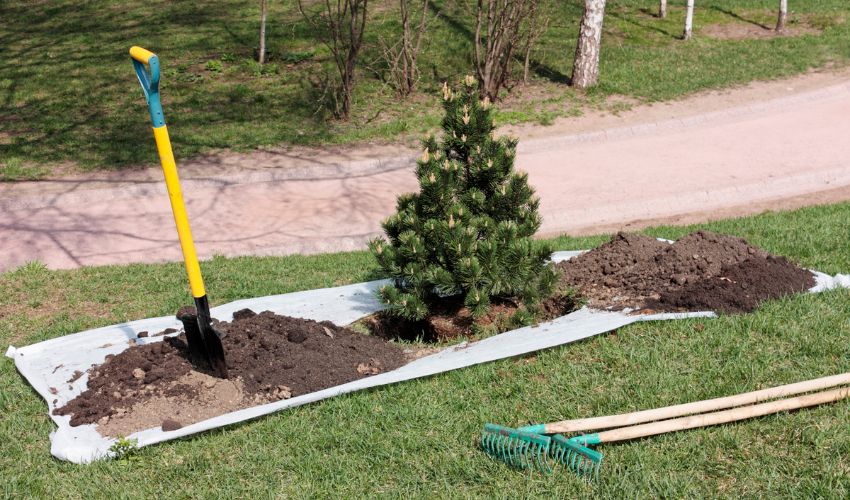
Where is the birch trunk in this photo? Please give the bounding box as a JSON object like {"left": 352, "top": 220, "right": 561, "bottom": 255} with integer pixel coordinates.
{"left": 659, "top": 0, "right": 667, "bottom": 19}
{"left": 683, "top": 0, "right": 695, "bottom": 40}
{"left": 258, "top": 0, "right": 268, "bottom": 64}
{"left": 572, "top": 0, "right": 606, "bottom": 90}
{"left": 776, "top": 0, "right": 787, "bottom": 31}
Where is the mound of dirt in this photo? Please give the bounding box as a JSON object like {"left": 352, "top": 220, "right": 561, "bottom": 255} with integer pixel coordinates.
{"left": 55, "top": 310, "right": 406, "bottom": 437}
{"left": 556, "top": 231, "right": 813, "bottom": 313}
{"left": 652, "top": 255, "right": 815, "bottom": 314}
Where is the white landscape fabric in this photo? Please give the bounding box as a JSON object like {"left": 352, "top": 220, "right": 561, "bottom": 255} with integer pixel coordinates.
{"left": 7, "top": 251, "right": 850, "bottom": 464}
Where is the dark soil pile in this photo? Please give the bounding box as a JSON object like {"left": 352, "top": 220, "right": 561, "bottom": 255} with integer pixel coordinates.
{"left": 556, "top": 231, "right": 814, "bottom": 313}
{"left": 218, "top": 309, "right": 406, "bottom": 394}
{"left": 652, "top": 256, "right": 816, "bottom": 314}
{"left": 55, "top": 310, "right": 406, "bottom": 436}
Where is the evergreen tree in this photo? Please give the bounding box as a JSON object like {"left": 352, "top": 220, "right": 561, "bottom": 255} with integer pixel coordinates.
{"left": 369, "top": 76, "right": 556, "bottom": 321}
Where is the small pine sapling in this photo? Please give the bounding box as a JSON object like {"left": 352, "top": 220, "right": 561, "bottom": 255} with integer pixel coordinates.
{"left": 370, "top": 76, "right": 556, "bottom": 323}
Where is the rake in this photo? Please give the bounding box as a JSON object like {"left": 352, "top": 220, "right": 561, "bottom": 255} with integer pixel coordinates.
{"left": 481, "top": 373, "right": 850, "bottom": 479}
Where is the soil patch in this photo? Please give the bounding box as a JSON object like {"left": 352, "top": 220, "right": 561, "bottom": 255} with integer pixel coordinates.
{"left": 701, "top": 22, "right": 818, "bottom": 40}
{"left": 556, "top": 231, "right": 813, "bottom": 313}
{"left": 362, "top": 292, "right": 579, "bottom": 342}
{"left": 55, "top": 310, "right": 406, "bottom": 437}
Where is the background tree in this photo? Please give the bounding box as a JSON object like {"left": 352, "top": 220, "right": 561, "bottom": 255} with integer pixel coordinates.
{"left": 370, "top": 77, "right": 556, "bottom": 322}
{"left": 258, "top": 0, "right": 269, "bottom": 64}
{"left": 683, "top": 0, "right": 695, "bottom": 40}
{"left": 383, "top": 0, "right": 430, "bottom": 97}
{"left": 572, "top": 0, "right": 607, "bottom": 89}
{"left": 659, "top": 0, "right": 667, "bottom": 19}
{"left": 521, "top": 1, "right": 548, "bottom": 84}
{"left": 776, "top": 0, "right": 787, "bottom": 31}
{"left": 473, "top": 0, "right": 539, "bottom": 101}
{"left": 298, "top": 0, "right": 369, "bottom": 119}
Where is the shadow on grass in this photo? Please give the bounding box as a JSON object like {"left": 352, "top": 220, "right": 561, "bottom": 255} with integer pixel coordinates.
{"left": 638, "top": 7, "right": 662, "bottom": 19}
{"left": 527, "top": 61, "right": 571, "bottom": 85}
{"left": 609, "top": 8, "right": 679, "bottom": 39}
{"left": 710, "top": 6, "right": 772, "bottom": 30}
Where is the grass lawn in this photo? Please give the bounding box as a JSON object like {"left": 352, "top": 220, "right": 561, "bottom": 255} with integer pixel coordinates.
{"left": 1, "top": 202, "right": 849, "bottom": 497}
{"left": 2, "top": 0, "right": 849, "bottom": 179}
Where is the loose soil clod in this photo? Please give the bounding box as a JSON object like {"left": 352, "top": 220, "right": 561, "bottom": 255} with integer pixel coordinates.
{"left": 55, "top": 310, "right": 406, "bottom": 437}
{"left": 556, "top": 231, "right": 814, "bottom": 313}
{"left": 67, "top": 370, "right": 84, "bottom": 384}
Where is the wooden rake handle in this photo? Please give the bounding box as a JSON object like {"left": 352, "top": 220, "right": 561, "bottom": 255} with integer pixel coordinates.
{"left": 593, "top": 386, "right": 850, "bottom": 444}
{"left": 544, "top": 373, "right": 850, "bottom": 434}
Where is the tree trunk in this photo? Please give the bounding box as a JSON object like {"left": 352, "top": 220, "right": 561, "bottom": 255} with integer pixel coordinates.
{"left": 400, "top": 0, "right": 413, "bottom": 92}
{"left": 339, "top": 0, "right": 367, "bottom": 120}
{"left": 683, "top": 0, "right": 695, "bottom": 40}
{"left": 258, "top": 0, "right": 268, "bottom": 64}
{"left": 341, "top": 67, "right": 354, "bottom": 119}
{"left": 659, "top": 0, "right": 666, "bottom": 19}
{"left": 572, "top": 0, "right": 607, "bottom": 90}
{"left": 776, "top": 0, "right": 787, "bottom": 31}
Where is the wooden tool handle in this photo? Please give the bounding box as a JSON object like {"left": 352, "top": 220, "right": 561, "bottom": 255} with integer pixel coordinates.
{"left": 594, "top": 386, "right": 849, "bottom": 443}
{"left": 546, "top": 373, "right": 850, "bottom": 434}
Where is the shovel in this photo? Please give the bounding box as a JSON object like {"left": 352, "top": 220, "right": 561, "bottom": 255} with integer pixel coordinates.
{"left": 129, "top": 46, "right": 228, "bottom": 378}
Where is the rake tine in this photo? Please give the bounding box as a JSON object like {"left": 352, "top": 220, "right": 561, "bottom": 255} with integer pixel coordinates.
{"left": 581, "top": 459, "right": 593, "bottom": 481}
{"left": 549, "top": 434, "right": 604, "bottom": 480}
{"left": 505, "top": 435, "right": 514, "bottom": 465}
{"left": 519, "top": 440, "right": 528, "bottom": 468}
{"left": 481, "top": 424, "right": 553, "bottom": 472}
{"left": 538, "top": 442, "right": 551, "bottom": 473}
{"left": 561, "top": 443, "right": 571, "bottom": 464}
{"left": 550, "top": 441, "right": 561, "bottom": 465}
{"left": 534, "top": 446, "right": 551, "bottom": 473}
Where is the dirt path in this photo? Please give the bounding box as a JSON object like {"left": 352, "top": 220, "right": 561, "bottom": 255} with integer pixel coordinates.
{"left": 2, "top": 68, "right": 849, "bottom": 272}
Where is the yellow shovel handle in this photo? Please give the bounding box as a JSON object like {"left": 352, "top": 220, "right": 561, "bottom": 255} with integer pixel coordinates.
{"left": 152, "top": 125, "right": 206, "bottom": 298}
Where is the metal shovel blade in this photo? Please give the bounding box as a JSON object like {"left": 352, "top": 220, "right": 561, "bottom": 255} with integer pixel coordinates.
{"left": 177, "top": 298, "right": 228, "bottom": 379}
{"left": 198, "top": 320, "right": 228, "bottom": 379}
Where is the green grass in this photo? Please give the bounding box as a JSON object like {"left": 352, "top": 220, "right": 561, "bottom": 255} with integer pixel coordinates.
{"left": 1, "top": 0, "right": 849, "bottom": 178}
{"left": 2, "top": 202, "right": 849, "bottom": 497}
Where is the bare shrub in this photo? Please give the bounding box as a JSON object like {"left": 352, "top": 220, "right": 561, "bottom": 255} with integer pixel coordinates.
{"left": 473, "top": 0, "right": 540, "bottom": 101}
{"left": 381, "top": 0, "right": 431, "bottom": 97}
{"left": 298, "top": 0, "right": 369, "bottom": 119}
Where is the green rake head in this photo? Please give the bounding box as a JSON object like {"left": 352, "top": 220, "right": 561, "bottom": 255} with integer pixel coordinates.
{"left": 481, "top": 424, "right": 604, "bottom": 480}
{"left": 481, "top": 424, "right": 553, "bottom": 472}
{"left": 551, "top": 434, "right": 603, "bottom": 481}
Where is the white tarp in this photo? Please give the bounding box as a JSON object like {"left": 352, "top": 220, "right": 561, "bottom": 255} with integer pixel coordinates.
{"left": 7, "top": 251, "right": 850, "bottom": 463}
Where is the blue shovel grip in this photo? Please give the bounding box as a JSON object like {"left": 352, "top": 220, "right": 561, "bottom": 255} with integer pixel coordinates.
{"left": 129, "top": 46, "right": 165, "bottom": 127}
